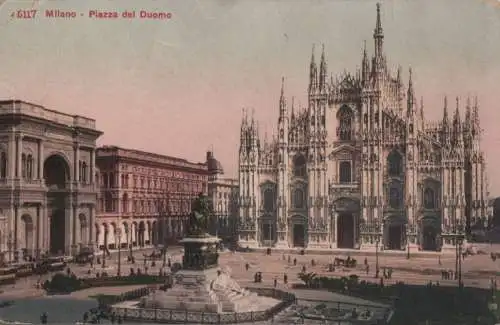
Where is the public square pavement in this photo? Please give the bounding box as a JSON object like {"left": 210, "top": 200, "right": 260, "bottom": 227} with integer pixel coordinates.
{"left": 4, "top": 243, "right": 500, "bottom": 299}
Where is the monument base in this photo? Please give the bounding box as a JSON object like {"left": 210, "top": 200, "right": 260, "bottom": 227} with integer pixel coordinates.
{"left": 142, "top": 235, "right": 280, "bottom": 314}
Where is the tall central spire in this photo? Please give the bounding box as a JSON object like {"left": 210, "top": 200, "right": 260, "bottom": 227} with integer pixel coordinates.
{"left": 374, "top": 3, "right": 384, "bottom": 58}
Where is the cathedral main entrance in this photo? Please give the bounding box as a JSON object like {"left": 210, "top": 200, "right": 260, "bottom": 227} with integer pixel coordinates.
{"left": 292, "top": 224, "right": 305, "bottom": 247}
{"left": 387, "top": 224, "right": 404, "bottom": 250}
{"left": 422, "top": 225, "right": 438, "bottom": 251}
{"left": 337, "top": 213, "right": 355, "bottom": 248}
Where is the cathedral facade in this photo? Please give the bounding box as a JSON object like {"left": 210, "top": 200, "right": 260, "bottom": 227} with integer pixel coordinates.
{"left": 238, "top": 4, "right": 489, "bottom": 252}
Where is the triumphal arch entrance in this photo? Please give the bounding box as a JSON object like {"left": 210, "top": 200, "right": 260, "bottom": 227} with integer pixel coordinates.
{"left": 0, "top": 100, "right": 102, "bottom": 261}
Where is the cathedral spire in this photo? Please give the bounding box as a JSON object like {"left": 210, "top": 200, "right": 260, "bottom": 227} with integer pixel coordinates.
{"left": 464, "top": 96, "right": 472, "bottom": 131}
{"left": 442, "top": 96, "right": 449, "bottom": 126}
{"left": 407, "top": 67, "right": 415, "bottom": 112}
{"left": 291, "top": 96, "right": 295, "bottom": 118}
{"left": 309, "top": 44, "right": 318, "bottom": 93}
{"left": 453, "top": 97, "right": 462, "bottom": 132}
{"left": 374, "top": 3, "right": 384, "bottom": 59}
{"left": 473, "top": 96, "right": 480, "bottom": 130}
{"left": 362, "top": 40, "right": 369, "bottom": 84}
{"left": 319, "top": 44, "right": 327, "bottom": 91}
{"left": 279, "top": 77, "right": 287, "bottom": 118}
{"left": 420, "top": 96, "right": 425, "bottom": 121}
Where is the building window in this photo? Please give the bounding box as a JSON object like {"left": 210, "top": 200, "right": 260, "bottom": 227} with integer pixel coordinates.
{"left": 293, "top": 155, "right": 307, "bottom": 177}
{"left": 292, "top": 188, "right": 304, "bottom": 209}
{"left": 423, "top": 188, "right": 436, "bottom": 209}
{"left": 81, "top": 162, "right": 87, "bottom": 183}
{"left": 0, "top": 152, "right": 6, "bottom": 178}
{"left": 338, "top": 106, "right": 353, "bottom": 141}
{"left": 122, "top": 193, "right": 128, "bottom": 212}
{"left": 339, "top": 161, "right": 352, "bottom": 183}
{"left": 25, "top": 154, "right": 33, "bottom": 180}
{"left": 105, "top": 191, "right": 113, "bottom": 212}
{"left": 387, "top": 150, "right": 403, "bottom": 176}
{"left": 389, "top": 187, "right": 402, "bottom": 209}
{"left": 263, "top": 188, "right": 274, "bottom": 212}
{"left": 21, "top": 154, "right": 26, "bottom": 178}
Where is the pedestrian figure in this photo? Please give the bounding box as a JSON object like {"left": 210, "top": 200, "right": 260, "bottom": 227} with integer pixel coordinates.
{"left": 438, "top": 255, "right": 441, "bottom": 266}
{"left": 293, "top": 258, "right": 297, "bottom": 266}
{"left": 311, "top": 259, "right": 315, "bottom": 267}
{"left": 287, "top": 255, "right": 291, "bottom": 263}
{"left": 40, "top": 312, "right": 48, "bottom": 324}
{"left": 245, "top": 263, "right": 249, "bottom": 271}
{"left": 274, "top": 278, "right": 277, "bottom": 288}
{"left": 302, "top": 265, "right": 306, "bottom": 273}
{"left": 366, "top": 264, "right": 369, "bottom": 275}
{"left": 388, "top": 268, "right": 393, "bottom": 279}
{"left": 364, "top": 257, "right": 368, "bottom": 266}
{"left": 283, "top": 273, "right": 288, "bottom": 284}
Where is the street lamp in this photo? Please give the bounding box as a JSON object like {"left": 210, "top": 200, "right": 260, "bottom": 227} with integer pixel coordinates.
{"left": 102, "top": 230, "right": 108, "bottom": 269}
{"left": 116, "top": 228, "right": 122, "bottom": 276}
{"left": 406, "top": 225, "right": 411, "bottom": 260}
{"left": 457, "top": 222, "right": 464, "bottom": 288}
{"left": 6, "top": 232, "right": 12, "bottom": 263}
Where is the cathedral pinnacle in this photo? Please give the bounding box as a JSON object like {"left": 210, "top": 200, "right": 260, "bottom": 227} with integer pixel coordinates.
{"left": 279, "top": 77, "right": 287, "bottom": 119}
{"left": 309, "top": 44, "right": 318, "bottom": 93}
{"left": 407, "top": 67, "right": 415, "bottom": 111}
{"left": 374, "top": 3, "right": 384, "bottom": 58}
{"left": 319, "top": 44, "right": 327, "bottom": 90}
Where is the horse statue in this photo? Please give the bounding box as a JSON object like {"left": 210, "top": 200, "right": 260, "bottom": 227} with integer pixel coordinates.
{"left": 186, "top": 193, "right": 213, "bottom": 237}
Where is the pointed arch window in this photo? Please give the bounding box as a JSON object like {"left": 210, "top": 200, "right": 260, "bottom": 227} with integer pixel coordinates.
{"left": 389, "top": 187, "right": 402, "bottom": 209}
{"left": 338, "top": 106, "right": 353, "bottom": 141}
{"left": 292, "top": 188, "right": 305, "bottom": 209}
{"left": 339, "top": 161, "right": 352, "bottom": 183}
{"left": 387, "top": 151, "right": 403, "bottom": 176}
{"left": 263, "top": 188, "right": 275, "bottom": 212}
{"left": 293, "top": 155, "right": 306, "bottom": 177}
{"left": 423, "top": 188, "right": 436, "bottom": 209}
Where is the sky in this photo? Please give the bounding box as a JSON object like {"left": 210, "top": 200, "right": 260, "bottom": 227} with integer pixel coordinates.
{"left": 0, "top": 0, "right": 499, "bottom": 194}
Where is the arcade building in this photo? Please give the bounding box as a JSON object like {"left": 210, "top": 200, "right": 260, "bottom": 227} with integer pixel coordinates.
{"left": 0, "top": 100, "right": 101, "bottom": 261}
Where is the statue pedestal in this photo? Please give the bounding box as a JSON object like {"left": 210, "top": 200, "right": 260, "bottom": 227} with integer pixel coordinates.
{"left": 180, "top": 235, "right": 221, "bottom": 270}
{"left": 141, "top": 235, "right": 273, "bottom": 313}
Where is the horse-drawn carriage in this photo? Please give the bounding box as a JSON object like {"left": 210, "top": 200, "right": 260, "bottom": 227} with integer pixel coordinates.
{"left": 333, "top": 256, "right": 357, "bottom": 268}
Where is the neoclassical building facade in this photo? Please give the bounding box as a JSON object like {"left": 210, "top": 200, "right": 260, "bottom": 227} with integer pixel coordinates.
{"left": 0, "top": 100, "right": 101, "bottom": 261}
{"left": 206, "top": 151, "right": 239, "bottom": 241}
{"left": 238, "top": 4, "right": 490, "bottom": 251}
{"left": 95, "top": 146, "right": 209, "bottom": 251}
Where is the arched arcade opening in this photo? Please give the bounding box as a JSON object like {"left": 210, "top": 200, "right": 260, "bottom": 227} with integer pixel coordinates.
{"left": 44, "top": 154, "right": 70, "bottom": 255}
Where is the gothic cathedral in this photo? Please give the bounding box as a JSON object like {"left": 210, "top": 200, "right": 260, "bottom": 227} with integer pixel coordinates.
{"left": 237, "top": 4, "right": 489, "bottom": 252}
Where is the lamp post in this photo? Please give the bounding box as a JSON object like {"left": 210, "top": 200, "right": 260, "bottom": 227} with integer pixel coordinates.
{"left": 7, "top": 232, "right": 12, "bottom": 263}
{"left": 406, "top": 225, "right": 411, "bottom": 260}
{"left": 375, "top": 234, "right": 380, "bottom": 278}
{"left": 102, "top": 230, "right": 108, "bottom": 269}
{"left": 457, "top": 222, "right": 464, "bottom": 288}
{"left": 116, "top": 228, "right": 122, "bottom": 276}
